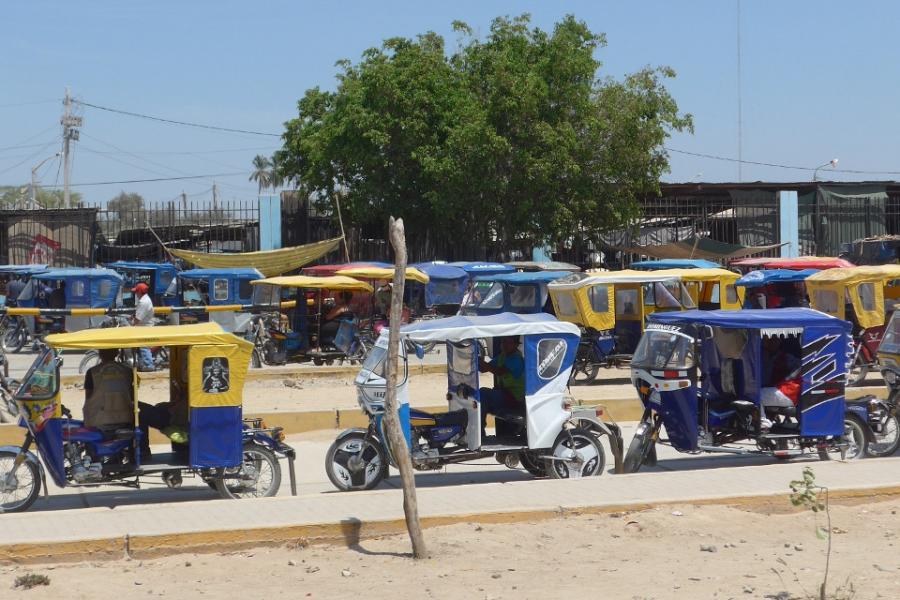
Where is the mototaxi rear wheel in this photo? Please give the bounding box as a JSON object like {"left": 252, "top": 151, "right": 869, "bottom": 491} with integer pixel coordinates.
{"left": 215, "top": 443, "right": 281, "bottom": 499}
{"left": 867, "top": 414, "right": 900, "bottom": 457}
{"left": 325, "top": 431, "right": 388, "bottom": 491}
{"left": 544, "top": 428, "right": 605, "bottom": 479}
{"left": 818, "top": 416, "right": 868, "bottom": 461}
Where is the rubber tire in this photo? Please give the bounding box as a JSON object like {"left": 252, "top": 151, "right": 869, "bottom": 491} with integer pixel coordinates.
{"left": 2, "top": 323, "right": 26, "bottom": 354}
{"left": 0, "top": 450, "right": 42, "bottom": 513}
{"left": 847, "top": 352, "right": 870, "bottom": 387}
{"left": 215, "top": 443, "right": 281, "bottom": 499}
{"left": 325, "top": 431, "right": 388, "bottom": 491}
{"left": 519, "top": 450, "right": 547, "bottom": 478}
{"left": 251, "top": 348, "right": 263, "bottom": 369}
{"left": 819, "top": 416, "right": 868, "bottom": 461}
{"left": 623, "top": 420, "right": 657, "bottom": 474}
{"left": 78, "top": 351, "right": 100, "bottom": 375}
{"left": 347, "top": 338, "right": 368, "bottom": 366}
{"left": 544, "top": 428, "right": 606, "bottom": 479}
{"left": 569, "top": 349, "right": 600, "bottom": 385}
{"left": 867, "top": 414, "right": 900, "bottom": 458}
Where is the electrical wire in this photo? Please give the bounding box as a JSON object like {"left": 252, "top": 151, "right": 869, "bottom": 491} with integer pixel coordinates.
{"left": 0, "top": 99, "right": 59, "bottom": 108}
{"left": 43, "top": 172, "right": 246, "bottom": 187}
{"left": 0, "top": 126, "right": 59, "bottom": 153}
{"left": 0, "top": 141, "right": 59, "bottom": 176}
{"left": 80, "top": 145, "right": 278, "bottom": 156}
{"left": 75, "top": 100, "right": 281, "bottom": 137}
{"left": 666, "top": 147, "right": 900, "bottom": 176}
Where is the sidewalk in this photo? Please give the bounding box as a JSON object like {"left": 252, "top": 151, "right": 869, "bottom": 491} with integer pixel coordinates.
{"left": 2, "top": 456, "right": 898, "bottom": 563}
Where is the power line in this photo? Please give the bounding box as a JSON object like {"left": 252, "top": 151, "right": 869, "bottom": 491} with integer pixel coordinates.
{"left": 80, "top": 145, "right": 278, "bottom": 156}
{"left": 0, "top": 99, "right": 59, "bottom": 108}
{"left": 75, "top": 100, "right": 282, "bottom": 137}
{"left": 665, "top": 147, "right": 900, "bottom": 176}
{"left": 0, "top": 141, "right": 59, "bottom": 177}
{"left": 0, "top": 141, "right": 59, "bottom": 154}
{"left": 43, "top": 172, "right": 246, "bottom": 187}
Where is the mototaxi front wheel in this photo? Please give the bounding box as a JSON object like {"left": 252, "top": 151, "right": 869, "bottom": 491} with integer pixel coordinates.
{"left": 215, "top": 443, "right": 282, "bottom": 499}
{"left": 78, "top": 350, "right": 100, "bottom": 375}
{"left": 847, "top": 350, "right": 870, "bottom": 387}
{"left": 868, "top": 414, "right": 900, "bottom": 457}
{"left": 544, "top": 428, "right": 606, "bottom": 479}
{"left": 623, "top": 419, "right": 657, "bottom": 473}
{"left": 0, "top": 450, "right": 41, "bottom": 513}
{"left": 519, "top": 450, "right": 547, "bottom": 478}
{"left": 569, "top": 347, "right": 600, "bottom": 385}
{"left": 325, "top": 431, "right": 388, "bottom": 491}
{"left": 819, "top": 416, "right": 868, "bottom": 461}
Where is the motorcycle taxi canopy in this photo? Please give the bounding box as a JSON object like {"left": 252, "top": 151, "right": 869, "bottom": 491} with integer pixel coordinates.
{"left": 639, "top": 268, "right": 742, "bottom": 310}
{"left": 805, "top": 264, "right": 900, "bottom": 329}
{"left": 631, "top": 259, "right": 719, "bottom": 270}
{"left": 335, "top": 266, "right": 430, "bottom": 284}
{"left": 399, "top": 311, "right": 580, "bottom": 342}
{"left": 252, "top": 275, "right": 374, "bottom": 292}
{"left": 0, "top": 264, "right": 48, "bottom": 275}
{"left": 730, "top": 256, "right": 854, "bottom": 272}
{"left": 736, "top": 268, "right": 820, "bottom": 288}
{"left": 646, "top": 308, "right": 850, "bottom": 437}
{"left": 410, "top": 263, "right": 469, "bottom": 308}
{"left": 447, "top": 262, "right": 516, "bottom": 278}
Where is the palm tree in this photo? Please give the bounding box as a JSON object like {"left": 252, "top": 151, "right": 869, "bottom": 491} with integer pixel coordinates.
{"left": 249, "top": 155, "right": 273, "bottom": 194}
{"left": 268, "top": 154, "right": 284, "bottom": 193}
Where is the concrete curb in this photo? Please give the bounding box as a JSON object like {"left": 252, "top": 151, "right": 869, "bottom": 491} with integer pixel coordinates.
{"left": 3, "top": 484, "right": 899, "bottom": 564}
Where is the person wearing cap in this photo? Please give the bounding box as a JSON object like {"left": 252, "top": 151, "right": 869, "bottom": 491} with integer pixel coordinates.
{"left": 131, "top": 282, "right": 155, "bottom": 372}
{"left": 477, "top": 336, "right": 525, "bottom": 428}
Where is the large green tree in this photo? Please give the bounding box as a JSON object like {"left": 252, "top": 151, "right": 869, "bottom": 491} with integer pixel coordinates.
{"left": 276, "top": 14, "right": 692, "bottom": 256}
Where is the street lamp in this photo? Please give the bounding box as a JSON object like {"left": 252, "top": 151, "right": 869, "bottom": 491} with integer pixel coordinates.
{"left": 30, "top": 153, "right": 61, "bottom": 210}
{"left": 813, "top": 158, "right": 839, "bottom": 182}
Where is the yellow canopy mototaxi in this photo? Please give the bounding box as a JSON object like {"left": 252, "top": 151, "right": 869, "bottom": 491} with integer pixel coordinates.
{"left": 641, "top": 268, "right": 743, "bottom": 310}
{"left": 0, "top": 322, "right": 296, "bottom": 513}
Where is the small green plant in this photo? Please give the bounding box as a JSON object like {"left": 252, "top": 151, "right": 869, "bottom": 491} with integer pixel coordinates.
{"left": 789, "top": 467, "right": 833, "bottom": 600}
{"left": 13, "top": 573, "right": 50, "bottom": 590}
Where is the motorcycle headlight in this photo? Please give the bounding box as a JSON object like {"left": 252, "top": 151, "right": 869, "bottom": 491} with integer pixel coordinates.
{"left": 884, "top": 370, "right": 898, "bottom": 385}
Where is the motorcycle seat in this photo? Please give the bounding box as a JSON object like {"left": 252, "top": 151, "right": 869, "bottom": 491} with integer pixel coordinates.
{"left": 766, "top": 405, "right": 797, "bottom": 418}
{"left": 62, "top": 422, "right": 105, "bottom": 443}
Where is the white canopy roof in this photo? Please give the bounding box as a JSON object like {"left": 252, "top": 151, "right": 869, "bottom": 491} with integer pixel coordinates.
{"left": 549, "top": 269, "right": 682, "bottom": 290}
{"left": 397, "top": 312, "right": 580, "bottom": 343}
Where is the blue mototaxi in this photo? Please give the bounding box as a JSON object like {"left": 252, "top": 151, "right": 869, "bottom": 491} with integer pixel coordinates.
{"left": 735, "top": 268, "right": 819, "bottom": 309}
{"left": 447, "top": 262, "right": 516, "bottom": 279}
{"left": 176, "top": 268, "right": 262, "bottom": 332}
{"left": 631, "top": 259, "right": 720, "bottom": 270}
{"left": 106, "top": 261, "right": 179, "bottom": 308}
{"left": 16, "top": 268, "right": 124, "bottom": 333}
{"left": 624, "top": 308, "right": 868, "bottom": 471}
{"left": 0, "top": 265, "right": 48, "bottom": 307}
{"left": 409, "top": 262, "right": 469, "bottom": 317}
{"left": 460, "top": 271, "right": 571, "bottom": 316}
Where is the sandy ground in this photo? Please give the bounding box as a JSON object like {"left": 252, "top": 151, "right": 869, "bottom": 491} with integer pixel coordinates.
{"left": 4, "top": 498, "right": 900, "bottom": 600}
{"left": 56, "top": 372, "right": 637, "bottom": 418}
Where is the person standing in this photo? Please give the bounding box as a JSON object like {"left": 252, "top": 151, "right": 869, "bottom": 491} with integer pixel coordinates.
{"left": 131, "top": 283, "right": 155, "bottom": 372}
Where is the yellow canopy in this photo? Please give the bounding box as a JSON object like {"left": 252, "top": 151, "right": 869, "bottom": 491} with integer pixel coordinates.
{"left": 646, "top": 268, "right": 740, "bottom": 283}
{"left": 251, "top": 275, "right": 373, "bottom": 292}
{"left": 336, "top": 266, "right": 430, "bottom": 284}
{"left": 805, "top": 265, "right": 900, "bottom": 285}
{"left": 45, "top": 322, "right": 253, "bottom": 351}
{"left": 167, "top": 237, "right": 342, "bottom": 277}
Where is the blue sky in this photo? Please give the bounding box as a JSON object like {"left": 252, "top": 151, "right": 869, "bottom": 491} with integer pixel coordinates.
{"left": 1, "top": 1, "right": 898, "bottom": 205}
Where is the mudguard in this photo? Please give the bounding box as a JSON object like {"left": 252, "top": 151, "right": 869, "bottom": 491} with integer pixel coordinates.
{"left": 0, "top": 445, "right": 47, "bottom": 497}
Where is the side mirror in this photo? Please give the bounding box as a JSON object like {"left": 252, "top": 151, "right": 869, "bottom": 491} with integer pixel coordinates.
{"left": 414, "top": 344, "right": 425, "bottom": 360}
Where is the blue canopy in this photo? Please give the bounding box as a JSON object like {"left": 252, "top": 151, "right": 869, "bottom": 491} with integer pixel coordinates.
{"left": 735, "top": 269, "right": 820, "bottom": 288}
{"left": 650, "top": 308, "right": 850, "bottom": 332}
{"left": 448, "top": 262, "right": 516, "bottom": 277}
{"left": 475, "top": 271, "right": 572, "bottom": 284}
{"left": 33, "top": 268, "right": 123, "bottom": 282}
{"left": 107, "top": 261, "right": 177, "bottom": 272}
{"left": 179, "top": 268, "right": 263, "bottom": 279}
{"left": 400, "top": 312, "right": 579, "bottom": 342}
{"left": 632, "top": 259, "right": 719, "bottom": 270}
{"left": 31, "top": 268, "right": 123, "bottom": 308}
{"left": 411, "top": 263, "right": 469, "bottom": 307}
{"left": 0, "top": 264, "right": 48, "bottom": 276}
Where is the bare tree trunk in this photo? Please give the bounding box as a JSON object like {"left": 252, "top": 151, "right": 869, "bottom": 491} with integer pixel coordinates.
{"left": 383, "top": 216, "right": 427, "bottom": 559}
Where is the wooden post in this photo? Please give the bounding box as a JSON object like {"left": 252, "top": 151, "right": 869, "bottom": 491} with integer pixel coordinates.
{"left": 333, "top": 193, "right": 351, "bottom": 263}
{"left": 383, "top": 216, "right": 427, "bottom": 559}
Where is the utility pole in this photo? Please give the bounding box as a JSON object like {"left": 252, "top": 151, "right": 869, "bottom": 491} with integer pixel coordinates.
{"left": 212, "top": 182, "right": 218, "bottom": 212}
{"left": 181, "top": 191, "right": 188, "bottom": 212}
{"left": 61, "top": 87, "right": 82, "bottom": 207}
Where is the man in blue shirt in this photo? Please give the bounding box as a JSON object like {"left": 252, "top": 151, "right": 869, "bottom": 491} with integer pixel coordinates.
{"left": 478, "top": 336, "right": 525, "bottom": 427}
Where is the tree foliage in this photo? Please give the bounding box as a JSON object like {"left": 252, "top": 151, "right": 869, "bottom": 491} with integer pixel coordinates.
{"left": 276, "top": 14, "right": 692, "bottom": 255}
{"left": 249, "top": 154, "right": 282, "bottom": 195}
{"left": 0, "top": 186, "right": 83, "bottom": 209}
{"left": 107, "top": 191, "right": 145, "bottom": 220}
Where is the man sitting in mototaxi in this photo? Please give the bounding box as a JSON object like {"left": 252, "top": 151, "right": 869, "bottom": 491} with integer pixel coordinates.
{"left": 759, "top": 335, "right": 802, "bottom": 431}
{"left": 83, "top": 348, "right": 135, "bottom": 431}
{"left": 477, "top": 336, "right": 526, "bottom": 430}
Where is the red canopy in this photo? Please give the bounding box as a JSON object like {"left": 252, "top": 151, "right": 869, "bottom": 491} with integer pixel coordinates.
{"left": 730, "top": 256, "right": 854, "bottom": 271}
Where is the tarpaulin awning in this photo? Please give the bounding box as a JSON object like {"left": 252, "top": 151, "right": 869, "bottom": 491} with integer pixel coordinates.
{"left": 621, "top": 237, "right": 783, "bottom": 261}
{"left": 167, "top": 237, "right": 342, "bottom": 277}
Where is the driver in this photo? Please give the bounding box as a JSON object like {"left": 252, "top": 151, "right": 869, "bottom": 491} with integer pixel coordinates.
{"left": 477, "top": 336, "right": 525, "bottom": 427}
{"left": 83, "top": 348, "right": 134, "bottom": 430}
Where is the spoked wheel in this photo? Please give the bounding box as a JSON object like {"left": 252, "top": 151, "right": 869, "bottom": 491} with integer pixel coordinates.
{"left": 251, "top": 348, "right": 263, "bottom": 369}
{"left": 819, "top": 417, "right": 868, "bottom": 461}
{"left": 623, "top": 419, "right": 659, "bottom": 473}
{"left": 325, "top": 431, "right": 388, "bottom": 491}
{"left": 847, "top": 349, "right": 870, "bottom": 387}
{"left": 2, "top": 322, "right": 26, "bottom": 354}
{"left": 867, "top": 414, "right": 900, "bottom": 457}
{"left": 544, "top": 428, "right": 606, "bottom": 479}
{"left": 519, "top": 450, "right": 547, "bottom": 477}
{"left": 78, "top": 350, "right": 100, "bottom": 375}
{"left": 346, "top": 338, "right": 368, "bottom": 366}
{"left": 0, "top": 450, "right": 41, "bottom": 513}
{"left": 215, "top": 443, "right": 281, "bottom": 499}
{"left": 569, "top": 347, "right": 600, "bottom": 385}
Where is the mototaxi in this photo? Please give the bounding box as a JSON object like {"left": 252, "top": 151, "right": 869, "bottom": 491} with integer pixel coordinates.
{"left": 324, "top": 313, "right": 622, "bottom": 491}
{"left": 248, "top": 275, "right": 373, "bottom": 366}
{"left": 459, "top": 271, "right": 571, "bottom": 317}
{"left": 631, "top": 259, "right": 719, "bottom": 270}
{"left": 735, "top": 268, "right": 819, "bottom": 309}
{"left": 408, "top": 262, "right": 469, "bottom": 317}
{"left": 624, "top": 308, "right": 867, "bottom": 472}
{"left": 16, "top": 268, "right": 124, "bottom": 337}
{"left": 106, "top": 261, "right": 178, "bottom": 308}
{"left": 0, "top": 322, "right": 296, "bottom": 512}
{"left": 0, "top": 264, "right": 48, "bottom": 307}
{"left": 644, "top": 268, "right": 743, "bottom": 311}
{"left": 729, "top": 256, "right": 854, "bottom": 274}
{"left": 175, "top": 267, "right": 262, "bottom": 332}
{"left": 548, "top": 270, "right": 696, "bottom": 383}
{"left": 805, "top": 265, "right": 900, "bottom": 385}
